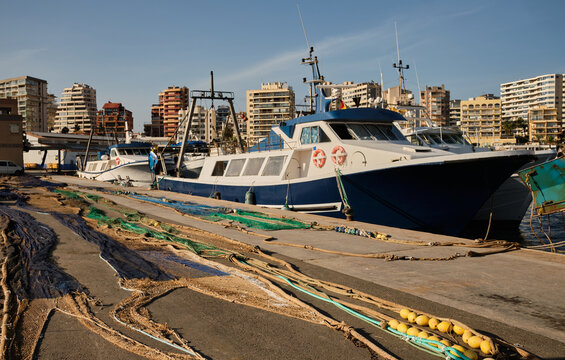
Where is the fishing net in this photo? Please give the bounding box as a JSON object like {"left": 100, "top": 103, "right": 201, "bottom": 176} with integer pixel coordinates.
{"left": 127, "top": 193, "right": 312, "bottom": 231}
{"left": 207, "top": 209, "right": 312, "bottom": 230}
{"left": 86, "top": 206, "right": 225, "bottom": 257}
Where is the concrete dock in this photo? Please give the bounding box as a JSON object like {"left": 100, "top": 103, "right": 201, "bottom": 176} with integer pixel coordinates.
{"left": 51, "top": 175, "right": 565, "bottom": 355}
{"left": 2, "top": 174, "right": 564, "bottom": 359}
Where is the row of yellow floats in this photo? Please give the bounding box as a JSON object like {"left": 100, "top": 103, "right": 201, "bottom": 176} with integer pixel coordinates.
{"left": 389, "top": 308, "right": 494, "bottom": 359}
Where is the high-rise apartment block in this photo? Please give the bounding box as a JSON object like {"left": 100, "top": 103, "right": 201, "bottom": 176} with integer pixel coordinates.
{"left": 0, "top": 76, "right": 50, "bottom": 132}
{"left": 528, "top": 106, "right": 561, "bottom": 143}
{"left": 382, "top": 85, "right": 414, "bottom": 107}
{"left": 500, "top": 74, "right": 564, "bottom": 123}
{"left": 449, "top": 100, "right": 461, "bottom": 126}
{"left": 95, "top": 102, "right": 133, "bottom": 137}
{"left": 420, "top": 85, "right": 450, "bottom": 126}
{"left": 340, "top": 82, "right": 381, "bottom": 108}
{"left": 460, "top": 95, "right": 504, "bottom": 145}
{"left": 163, "top": 87, "right": 190, "bottom": 138}
{"left": 146, "top": 103, "right": 164, "bottom": 137}
{"left": 177, "top": 105, "right": 215, "bottom": 143}
{"left": 246, "top": 82, "right": 295, "bottom": 146}
{"left": 54, "top": 83, "right": 97, "bottom": 133}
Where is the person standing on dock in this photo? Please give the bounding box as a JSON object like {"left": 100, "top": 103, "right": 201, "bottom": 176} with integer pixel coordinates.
{"left": 149, "top": 147, "right": 158, "bottom": 185}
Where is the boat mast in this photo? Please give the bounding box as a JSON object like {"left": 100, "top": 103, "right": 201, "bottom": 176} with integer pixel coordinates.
{"left": 298, "top": 5, "right": 324, "bottom": 113}
{"left": 175, "top": 72, "right": 244, "bottom": 176}
{"left": 392, "top": 22, "right": 409, "bottom": 106}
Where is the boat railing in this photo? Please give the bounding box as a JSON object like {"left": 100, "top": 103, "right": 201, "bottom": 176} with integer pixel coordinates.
{"left": 247, "top": 132, "right": 296, "bottom": 153}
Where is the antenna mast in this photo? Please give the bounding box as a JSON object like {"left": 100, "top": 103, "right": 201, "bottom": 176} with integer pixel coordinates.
{"left": 298, "top": 5, "right": 323, "bottom": 113}
{"left": 392, "top": 22, "right": 409, "bottom": 104}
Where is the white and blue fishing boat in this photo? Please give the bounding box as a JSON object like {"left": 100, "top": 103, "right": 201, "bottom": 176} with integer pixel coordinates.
{"left": 157, "top": 49, "right": 533, "bottom": 236}
{"left": 77, "top": 141, "right": 155, "bottom": 185}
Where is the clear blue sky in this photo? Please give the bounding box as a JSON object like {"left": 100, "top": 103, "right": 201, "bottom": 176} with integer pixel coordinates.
{"left": 2, "top": 0, "right": 564, "bottom": 131}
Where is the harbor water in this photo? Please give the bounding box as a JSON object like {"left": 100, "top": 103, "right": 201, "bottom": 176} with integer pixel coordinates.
{"left": 519, "top": 204, "right": 565, "bottom": 251}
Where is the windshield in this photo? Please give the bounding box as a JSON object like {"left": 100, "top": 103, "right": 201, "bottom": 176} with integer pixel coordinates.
{"left": 329, "top": 123, "right": 402, "bottom": 141}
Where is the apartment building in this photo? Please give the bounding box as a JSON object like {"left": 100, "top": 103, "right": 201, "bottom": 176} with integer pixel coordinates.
{"left": 449, "top": 100, "right": 461, "bottom": 126}
{"left": 340, "top": 82, "right": 381, "bottom": 108}
{"left": 246, "top": 82, "right": 295, "bottom": 146}
{"left": 528, "top": 106, "right": 561, "bottom": 143}
{"left": 501, "top": 74, "right": 564, "bottom": 123}
{"left": 177, "top": 105, "right": 212, "bottom": 143}
{"left": 95, "top": 102, "right": 134, "bottom": 137}
{"left": 145, "top": 103, "right": 164, "bottom": 137}
{"left": 163, "top": 87, "right": 189, "bottom": 138}
{"left": 382, "top": 85, "right": 414, "bottom": 107}
{"left": 47, "top": 94, "right": 58, "bottom": 131}
{"left": 0, "top": 76, "right": 50, "bottom": 132}
{"left": 460, "top": 95, "right": 507, "bottom": 145}
{"left": 54, "top": 83, "right": 97, "bottom": 133}
{"left": 420, "top": 85, "right": 450, "bottom": 126}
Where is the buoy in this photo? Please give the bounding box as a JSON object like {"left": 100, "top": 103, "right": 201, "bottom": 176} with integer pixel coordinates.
{"left": 407, "top": 327, "right": 419, "bottom": 336}
{"left": 396, "top": 323, "right": 409, "bottom": 334}
{"left": 467, "top": 336, "right": 482, "bottom": 349}
{"left": 407, "top": 312, "right": 417, "bottom": 323}
{"left": 437, "top": 321, "right": 453, "bottom": 333}
{"left": 427, "top": 336, "right": 441, "bottom": 347}
{"left": 399, "top": 309, "right": 411, "bottom": 319}
{"left": 464, "top": 349, "right": 478, "bottom": 360}
{"left": 417, "top": 331, "right": 429, "bottom": 339}
{"left": 415, "top": 315, "right": 429, "bottom": 326}
{"left": 462, "top": 330, "right": 473, "bottom": 344}
{"left": 428, "top": 318, "right": 439, "bottom": 330}
{"left": 440, "top": 339, "right": 451, "bottom": 347}
{"left": 245, "top": 190, "right": 256, "bottom": 205}
{"left": 450, "top": 344, "right": 466, "bottom": 357}
{"left": 388, "top": 319, "right": 399, "bottom": 330}
{"left": 480, "top": 339, "right": 492, "bottom": 354}
{"left": 453, "top": 324, "right": 465, "bottom": 335}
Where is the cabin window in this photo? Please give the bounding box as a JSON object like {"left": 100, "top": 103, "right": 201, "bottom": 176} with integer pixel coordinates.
{"left": 211, "top": 160, "right": 228, "bottom": 176}
{"left": 429, "top": 134, "right": 444, "bottom": 144}
{"left": 261, "top": 156, "right": 287, "bottom": 176}
{"left": 377, "top": 125, "right": 400, "bottom": 140}
{"left": 442, "top": 134, "right": 459, "bottom": 144}
{"left": 349, "top": 124, "right": 373, "bottom": 140}
{"left": 329, "top": 123, "right": 355, "bottom": 139}
{"left": 300, "top": 126, "right": 330, "bottom": 144}
{"left": 365, "top": 124, "right": 389, "bottom": 140}
{"left": 0, "top": 161, "right": 6, "bottom": 166}
{"left": 419, "top": 133, "right": 435, "bottom": 145}
{"left": 242, "top": 158, "right": 265, "bottom": 176}
{"left": 225, "top": 159, "right": 246, "bottom": 177}
{"left": 111, "top": 149, "right": 118, "bottom": 157}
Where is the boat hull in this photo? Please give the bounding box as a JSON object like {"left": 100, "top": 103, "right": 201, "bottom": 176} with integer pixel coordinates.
{"left": 159, "top": 154, "right": 531, "bottom": 236}
{"left": 78, "top": 161, "right": 153, "bottom": 184}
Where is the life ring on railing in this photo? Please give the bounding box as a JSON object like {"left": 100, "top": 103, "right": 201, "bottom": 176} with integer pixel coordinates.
{"left": 115, "top": 158, "right": 121, "bottom": 165}
{"left": 312, "top": 149, "right": 326, "bottom": 168}
{"left": 331, "top": 146, "right": 347, "bottom": 165}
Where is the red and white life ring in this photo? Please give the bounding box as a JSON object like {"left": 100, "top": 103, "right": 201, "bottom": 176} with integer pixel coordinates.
{"left": 331, "top": 146, "right": 347, "bottom": 165}
{"left": 312, "top": 149, "right": 326, "bottom": 168}
{"left": 115, "top": 157, "right": 121, "bottom": 165}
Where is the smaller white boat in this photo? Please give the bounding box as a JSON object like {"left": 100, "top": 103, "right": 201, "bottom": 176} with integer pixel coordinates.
{"left": 77, "top": 142, "right": 154, "bottom": 185}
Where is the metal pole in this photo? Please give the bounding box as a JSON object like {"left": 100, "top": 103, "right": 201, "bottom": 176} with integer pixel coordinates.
{"left": 83, "top": 128, "right": 94, "bottom": 171}
{"left": 228, "top": 98, "right": 244, "bottom": 153}
{"left": 176, "top": 97, "right": 197, "bottom": 176}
